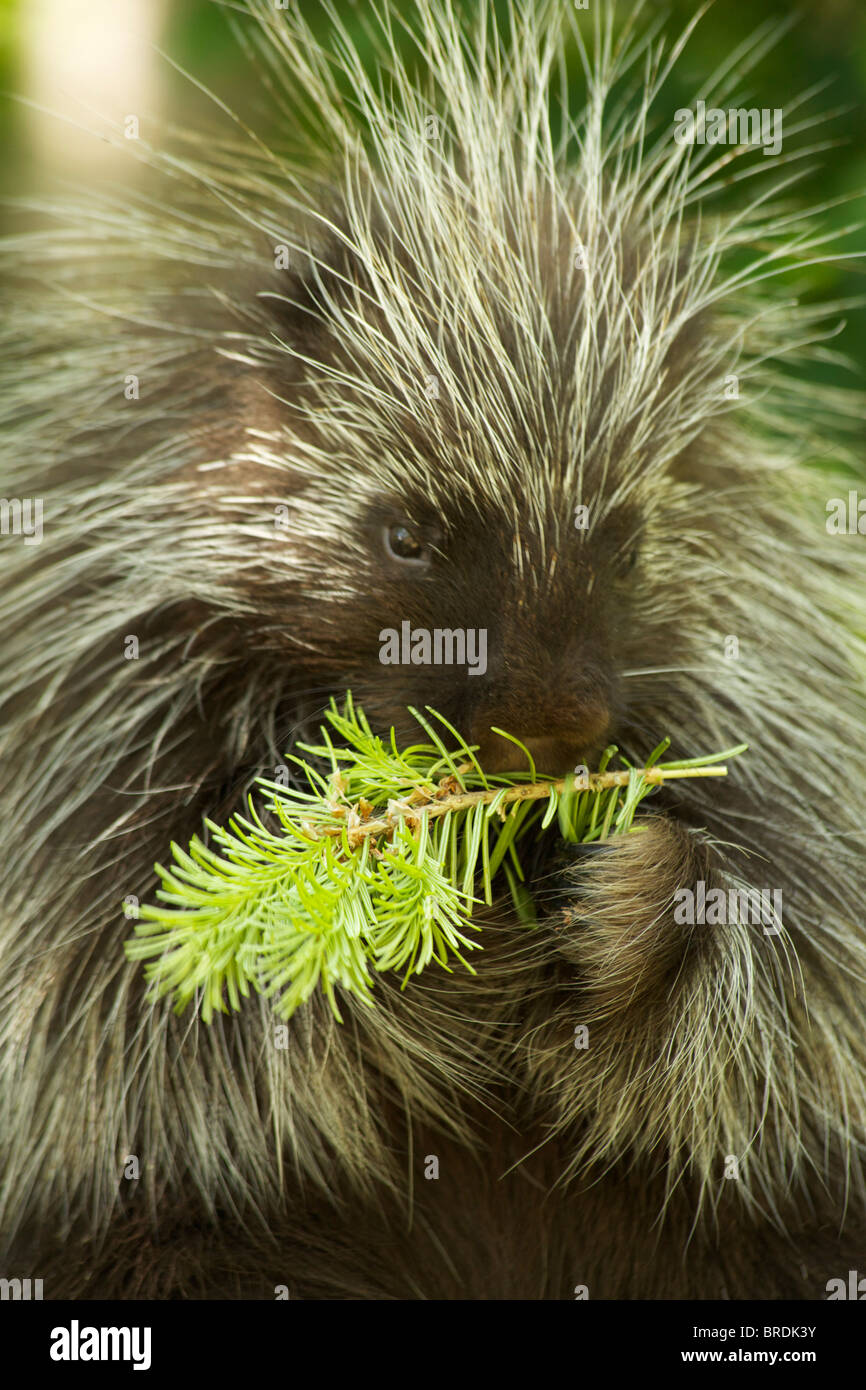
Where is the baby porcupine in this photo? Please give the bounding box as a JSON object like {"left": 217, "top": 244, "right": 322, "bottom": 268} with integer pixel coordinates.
{"left": 1, "top": 0, "right": 866, "bottom": 1299}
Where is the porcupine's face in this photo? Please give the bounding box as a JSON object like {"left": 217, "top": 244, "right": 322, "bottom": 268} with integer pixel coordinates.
{"left": 336, "top": 489, "right": 641, "bottom": 774}
{"left": 229, "top": 429, "right": 646, "bottom": 777}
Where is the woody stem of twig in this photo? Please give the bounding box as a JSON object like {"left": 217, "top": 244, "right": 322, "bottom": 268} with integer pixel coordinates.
{"left": 318, "top": 763, "right": 730, "bottom": 846}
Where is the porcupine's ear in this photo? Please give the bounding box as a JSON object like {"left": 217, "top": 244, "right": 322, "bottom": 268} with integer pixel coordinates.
{"left": 175, "top": 223, "right": 348, "bottom": 500}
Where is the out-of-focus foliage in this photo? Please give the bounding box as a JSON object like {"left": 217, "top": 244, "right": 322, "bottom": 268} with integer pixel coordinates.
{"left": 2, "top": 0, "right": 864, "bottom": 384}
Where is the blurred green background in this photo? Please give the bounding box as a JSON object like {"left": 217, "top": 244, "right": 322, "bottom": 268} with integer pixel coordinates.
{"left": 1, "top": 0, "right": 865, "bottom": 414}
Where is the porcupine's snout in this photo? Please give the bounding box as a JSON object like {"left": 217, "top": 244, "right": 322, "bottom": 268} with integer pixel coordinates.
{"left": 468, "top": 683, "right": 613, "bottom": 774}
{"left": 464, "top": 606, "right": 615, "bottom": 772}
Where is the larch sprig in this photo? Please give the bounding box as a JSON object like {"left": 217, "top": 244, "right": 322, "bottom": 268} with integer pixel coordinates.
{"left": 124, "top": 695, "right": 746, "bottom": 1023}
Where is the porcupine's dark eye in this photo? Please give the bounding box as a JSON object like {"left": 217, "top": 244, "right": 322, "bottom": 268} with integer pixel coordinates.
{"left": 615, "top": 541, "right": 640, "bottom": 578}
{"left": 383, "top": 522, "right": 430, "bottom": 565}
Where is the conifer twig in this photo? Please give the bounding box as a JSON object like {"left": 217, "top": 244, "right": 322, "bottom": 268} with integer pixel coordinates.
{"left": 124, "top": 695, "right": 747, "bottom": 1024}
{"left": 320, "top": 763, "right": 732, "bottom": 847}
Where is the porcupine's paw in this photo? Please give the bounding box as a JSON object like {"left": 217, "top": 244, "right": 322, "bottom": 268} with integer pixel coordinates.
{"left": 543, "top": 814, "right": 716, "bottom": 1017}
{"left": 515, "top": 816, "right": 727, "bottom": 1177}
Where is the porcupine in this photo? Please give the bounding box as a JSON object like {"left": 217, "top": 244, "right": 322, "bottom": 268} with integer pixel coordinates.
{"left": 1, "top": 0, "right": 865, "bottom": 1299}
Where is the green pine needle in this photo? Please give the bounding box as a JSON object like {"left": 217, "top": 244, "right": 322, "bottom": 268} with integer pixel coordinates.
{"left": 125, "top": 694, "right": 746, "bottom": 1023}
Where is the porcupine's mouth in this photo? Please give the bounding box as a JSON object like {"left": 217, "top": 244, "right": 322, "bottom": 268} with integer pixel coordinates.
{"left": 473, "top": 716, "right": 613, "bottom": 778}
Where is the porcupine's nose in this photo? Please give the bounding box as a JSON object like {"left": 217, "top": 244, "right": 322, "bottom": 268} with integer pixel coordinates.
{"left": 469, "top": 699, "right": 611, "bottom": 776}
